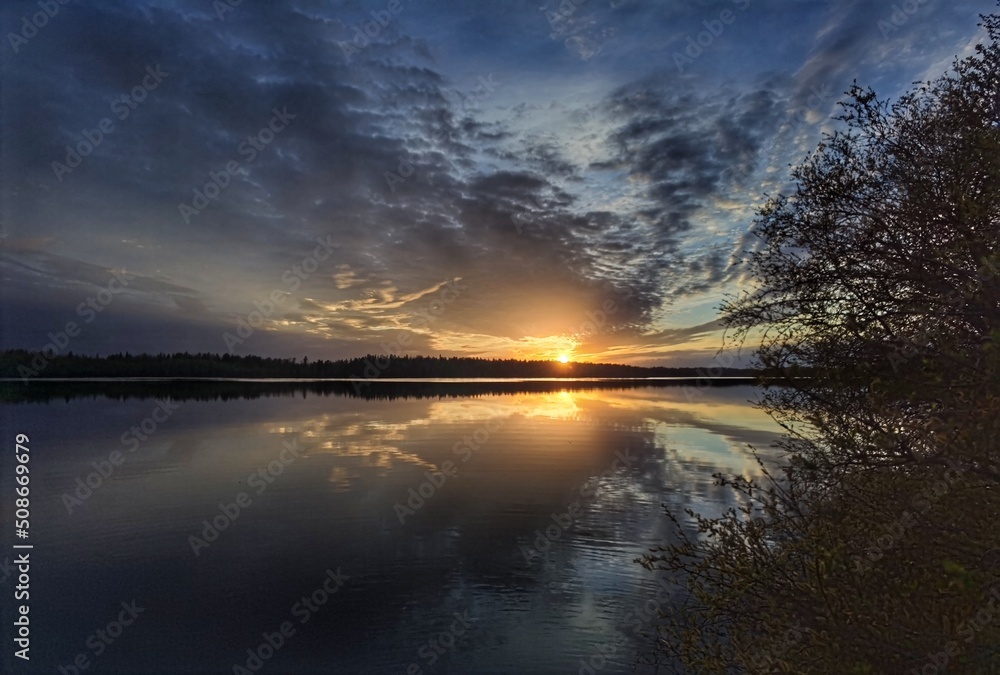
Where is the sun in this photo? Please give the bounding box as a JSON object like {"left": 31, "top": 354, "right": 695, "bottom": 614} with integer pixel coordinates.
{"left": 558, "top": 354, "right": 570, "bottom": 364}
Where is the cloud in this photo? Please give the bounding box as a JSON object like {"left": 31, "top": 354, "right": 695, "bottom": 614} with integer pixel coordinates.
{"left": 1, "top": 0, "right": 993, "bottom": 363}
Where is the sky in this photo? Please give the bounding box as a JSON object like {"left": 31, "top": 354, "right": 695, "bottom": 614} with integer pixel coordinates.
{"left": 1, "top": 0, "right": 996, "bottom": 366}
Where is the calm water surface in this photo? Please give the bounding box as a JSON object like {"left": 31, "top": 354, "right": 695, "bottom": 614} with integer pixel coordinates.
{"left": 1, "top": 381, "right": 783, "bottom": 674}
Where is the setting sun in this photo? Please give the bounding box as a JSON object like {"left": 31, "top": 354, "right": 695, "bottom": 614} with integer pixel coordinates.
{"left": 558, "top": 354, "right": 570, "bottom": 363}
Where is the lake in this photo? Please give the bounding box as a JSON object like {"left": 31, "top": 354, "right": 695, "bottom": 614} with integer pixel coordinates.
{"left": 1, "top": 380, "right": 784, "bottom": 674}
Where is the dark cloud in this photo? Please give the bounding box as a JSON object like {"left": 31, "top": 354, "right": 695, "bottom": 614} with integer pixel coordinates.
{"left": 0, "top": 0, "right": 992, "bottom": 363}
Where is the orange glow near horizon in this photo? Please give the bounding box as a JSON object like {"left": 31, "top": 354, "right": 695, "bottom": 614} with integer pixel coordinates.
{"left": 558, "top": 354, "right": 570, "bottom": 363}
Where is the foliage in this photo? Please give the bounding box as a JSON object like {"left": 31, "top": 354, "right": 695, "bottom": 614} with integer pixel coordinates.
{"left": 643, "top": 10, "right": 1000, "bottom": 673}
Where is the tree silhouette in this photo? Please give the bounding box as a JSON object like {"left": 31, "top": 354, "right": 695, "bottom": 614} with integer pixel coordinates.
{"left": 0, "top": 349, "right": 753, "bottom": 381}
{"left": 644, "top": 10, "right": 1000, "bottom": 673}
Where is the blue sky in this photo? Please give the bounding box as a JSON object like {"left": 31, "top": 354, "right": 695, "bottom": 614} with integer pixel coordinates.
{"left": 1, "top": 0, "right": 995, "bottom": 365}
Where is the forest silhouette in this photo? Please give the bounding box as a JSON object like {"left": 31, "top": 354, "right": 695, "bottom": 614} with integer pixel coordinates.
{"left": 0, "top": 349, "right": 753, "bottom": 381}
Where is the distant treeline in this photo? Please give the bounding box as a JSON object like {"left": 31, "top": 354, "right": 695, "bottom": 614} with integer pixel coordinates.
{"left": 0, "top": 378, "right": 759, "bottom": 405}
{"left": 0, "top": 349, "right": 756, "bottom": 380}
